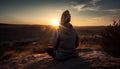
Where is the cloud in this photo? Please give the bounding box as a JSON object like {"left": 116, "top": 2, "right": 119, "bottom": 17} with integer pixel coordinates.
{"left": 72, "top": 4, "right": 86, "bottom": 11}
{"left": 72, "top": 4, "right": 99, "bottom": 11}
{"left": 84, "top": 6, "right": 100, "bottom": 11}
{"left": 71, "top": 0, "right": 120, "bottom": 16}
{"left": 71, "top": 0, "right": 101, "bottom": 11}
{"left": 104, "top": 9, "right": 120, "bottom": 13}
{"left": 90, "top": 0, "right": 101, "bottom": 6}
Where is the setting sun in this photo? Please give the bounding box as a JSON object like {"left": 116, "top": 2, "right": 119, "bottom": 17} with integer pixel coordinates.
{"left": 51, "top": 18, "right": 60, "bottom": 26}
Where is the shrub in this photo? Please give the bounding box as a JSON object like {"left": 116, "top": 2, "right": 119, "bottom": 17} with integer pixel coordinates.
{"left": 101, "top": 19, "right": 120, "bottom": 58}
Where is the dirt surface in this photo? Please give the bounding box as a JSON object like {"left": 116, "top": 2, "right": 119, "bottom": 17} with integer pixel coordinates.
{"left": 0, "top": 47, "right": 120, "bottom": 69}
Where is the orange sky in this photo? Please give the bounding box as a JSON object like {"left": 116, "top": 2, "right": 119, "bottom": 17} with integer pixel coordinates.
{"left": 0, "top": 0, "right": 120, "bottom": 26}
{"left": 0, "top": 9, "right": 114, "bottom": 26}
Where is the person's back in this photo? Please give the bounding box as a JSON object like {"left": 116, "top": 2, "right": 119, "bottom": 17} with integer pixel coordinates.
{"left": 55, "top": 23, "right": 78, "bottom": 59}
{"left": 47, "top": 10, "right": 79, "bottom": 60}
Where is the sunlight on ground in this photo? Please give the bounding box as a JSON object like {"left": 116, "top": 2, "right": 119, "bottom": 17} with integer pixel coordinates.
{"left": 51, "top": 18, "right": 60, "bottom": 27}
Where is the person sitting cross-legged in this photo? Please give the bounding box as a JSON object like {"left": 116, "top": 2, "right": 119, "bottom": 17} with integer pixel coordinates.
{"left": 46, "top": 10, "right": 79, "bottom": 61}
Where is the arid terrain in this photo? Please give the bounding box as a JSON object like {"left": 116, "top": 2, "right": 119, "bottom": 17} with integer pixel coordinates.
{"left": 0, "top": 24, "right": 120, "bottom": 69}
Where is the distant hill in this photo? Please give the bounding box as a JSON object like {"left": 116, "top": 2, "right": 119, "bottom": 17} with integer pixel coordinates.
{"left": 0, "top": 23, "right": 105, "bottom": 43}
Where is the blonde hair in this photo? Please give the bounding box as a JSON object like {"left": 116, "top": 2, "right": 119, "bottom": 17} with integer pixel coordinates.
{"left": 60, "top": 10, "right": 71, "bottom": 25}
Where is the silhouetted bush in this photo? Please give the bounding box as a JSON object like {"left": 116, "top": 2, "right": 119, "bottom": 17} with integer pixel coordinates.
{"left": 101, "top": 19, "right": 120, "bottom": 57}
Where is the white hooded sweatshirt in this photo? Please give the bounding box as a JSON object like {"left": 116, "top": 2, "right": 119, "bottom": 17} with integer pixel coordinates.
{"left": 53, "top": 23, "right": 79, "bottom": 59}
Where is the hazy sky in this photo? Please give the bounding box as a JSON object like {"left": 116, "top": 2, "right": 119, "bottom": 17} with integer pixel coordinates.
{"left": 0, "top": 0, "right": 120, "bottom": 26}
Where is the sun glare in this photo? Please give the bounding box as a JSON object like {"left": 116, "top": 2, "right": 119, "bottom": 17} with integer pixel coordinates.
{"left": 51, "top": 18, "right": 60, "bottom": 26}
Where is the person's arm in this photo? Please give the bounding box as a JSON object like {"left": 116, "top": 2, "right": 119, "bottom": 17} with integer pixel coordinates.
{"left": 53, "top": 30, "right": 59, "bottom": 50}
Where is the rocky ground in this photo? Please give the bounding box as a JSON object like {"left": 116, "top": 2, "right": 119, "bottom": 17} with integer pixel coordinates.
{"left": 0, "top": 45, "right": 120, "bottom": 69}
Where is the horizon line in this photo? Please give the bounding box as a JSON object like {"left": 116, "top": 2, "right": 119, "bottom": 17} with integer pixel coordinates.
{"left": 0, "top": 23, "right": 108, "bottom": 27}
